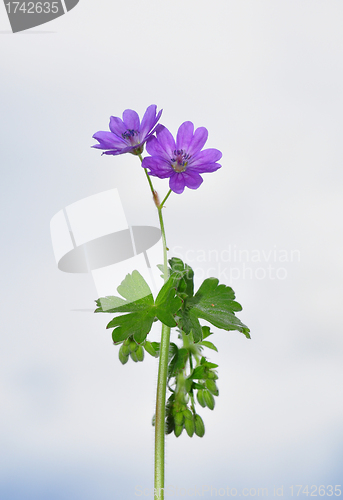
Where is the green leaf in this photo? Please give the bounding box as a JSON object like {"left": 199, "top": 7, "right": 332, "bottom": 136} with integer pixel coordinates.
{"left": 155, "top": 275, "right": 183, "bottom": 327}
{"left": 169, "top": 257, "right": 194, "bottom": 297}
{"left": 150, "top": 341, "right": 178, "bottom": 363}
{"left": 201, "top": 326, "right": 213, "bottom": 339}
{"left": 96, "top": 270, "right": 183, "bottom": 344}
{"left": 185, "top": 378, "right": 192, "bottom": 393}
{"left": 109, "top": 308, "right": 156, "bottom": 344}
{"left": 199, "top": 340, "right": 218, "bottom": 352}
{"left": 177, "top": 308, "right": 203, "bottom": 343}
{"left": 191, "top": 381, "right": 205, "bottom": 390}
{"left": 169, "top": 257, "right": 185, "bottom": 274}
{"left": 189, "top": 365, "right": 207, "bottom": 380}
{"left": 157, "top": 263, "right": 170, "bottom": 280}
{"left": 168, "top": 347, "right": 189, "bottom": 378}
{"left": 95, "top": 270, "right": 154, "bottom": 313}
{"left": 180, "top": 277, "right": 250, "bottom": 339}
{"left": 168, "top": 342, "right": 178, "bottom": 362}
{"left": 95, "top": 295, "right": 127, "bottom": 313}
{"left": 200, "top": 357, "right": 218, "bottom": 369}
{"left": 151, "top": 342, "right": 160, "bottom": 356}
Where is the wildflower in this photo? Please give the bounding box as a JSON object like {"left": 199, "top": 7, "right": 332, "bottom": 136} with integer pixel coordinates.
{"left": 92, "top": 105, "right": 162, "bottom": 156}
{"left": 142, "top": 122, "right": 222, "bottom": 194}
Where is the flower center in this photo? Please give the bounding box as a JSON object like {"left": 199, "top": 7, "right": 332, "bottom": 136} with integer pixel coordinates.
{"left": 171, "top": 149, "right": 191, "bottom": 173}
{"left": 122, "top": 129, "right": 139, "bottom": 145}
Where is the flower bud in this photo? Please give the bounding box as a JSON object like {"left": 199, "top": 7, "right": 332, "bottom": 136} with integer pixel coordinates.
{"left": 207, "top": 371, "right": 218, "bottom": 380}
{"left": 184, "top": 417, "right": 195, "bottom": 437}
{"left": 165, "top": 413, "right": 174, "bottom": 435}
{"left": 144, "top": 341, "right": 157, "bottom": 357}
{"left": 197, "top": 389, "right": 206, "bottom": 408}
{"left": 206, "top": 379, "right": 219, "bottom": 396}
{"left": 130, "top": 350, "right": 139, "bottom": 362}
{"left": 183, "top": 408, "right": 193, "bottom": 420}
{"left": 179, "top": 401, "right": 187, "bottom": 412}
{"left": 136, "top": 345, "right": 144, "bottom": 362}
{"left": 203, "top": 390, "right": 215, "bottom": 410}
{"left": 118, "top": 346, "right": 129, "bottom": 365}
{"left": 174, "top": 425, "right": 183, "bottom": 437}
{"left": 121, "top": 343, "right": 130, "bottom": 357}
{"left": 129, "top": 340, "right": 138, "bottom": 353}
{"left": 174, "top": 411, "right": 184, "bottom": 426}
{"left": 194, "top": 414, "right": 205, "bottom": 437}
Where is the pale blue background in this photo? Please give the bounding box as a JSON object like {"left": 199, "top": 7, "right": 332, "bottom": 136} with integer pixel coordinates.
{"left": 1, "top": 1, "right": 343, "bottom": 498}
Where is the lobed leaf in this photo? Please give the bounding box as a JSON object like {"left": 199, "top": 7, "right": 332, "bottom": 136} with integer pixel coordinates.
{"left": 95, "top": 270, "right": 184, "bottom": 344}
{"left": 179, "top": 277, "right": 250, "bottom": 340}
{"left": 95, "top": 271, "right": 154, "bottom": 313}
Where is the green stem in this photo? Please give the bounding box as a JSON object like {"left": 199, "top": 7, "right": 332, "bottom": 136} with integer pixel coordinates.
{"left": 157, "top": 207, "right": 169, "bottom": 274}
{"left": 159, "top": 189, "right": 172, "bottom": 210}
{"left": 154, "top": 202, "right": 170, "bottom": 500}
{"left": 154, "top": 321, "right": 170, "bottom": 499}
{"left": 138, "top": 153, "right": 171, "bottom": 500}
{"left": 139, "top": 154, "right": 155, "bottom": 195}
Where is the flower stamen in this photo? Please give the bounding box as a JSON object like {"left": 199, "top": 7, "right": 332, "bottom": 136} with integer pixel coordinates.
{"left": 171, "top": 149, "right": 191, "bottom": 173}
{"left": 122, "top": 129, "right": 139, "bottom": 144}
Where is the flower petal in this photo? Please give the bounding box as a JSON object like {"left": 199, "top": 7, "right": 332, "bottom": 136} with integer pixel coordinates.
{"left": 140, "top": 105, "right": 162, "bottom": 139}
{"left": 183, "top": 171, "right": 204, "bottom": 190}
{"left": 156, "top": 125, "right": 176, "bottom": 157}
{"left": 122, "top": 109, "right": 140, "bottom": 131}
{"left": 188, "top": 162, "right": 221, "bottom": 174}
{"left": 92, "top": 131, "right": 126, "bottom": 149}
{"left": 188, "top": 127, "right": 208, "bottom": 155}
{"left": 101, "top": 146, "right": 134, "bottom": 156}
{"left": 146, "top": 135, "right": 170, "bottom": 159}
{"left": 169, "top": 172, "right": 186, "bottom": 194}
{"left": 142, "top": 156, "right": 173, "bottom": 178}
{"left": 109, "top": 116, "right": 126, "bottom": 136}
{"left": 189, "top": 148, "right": 222, "bottom": 167}
{"left": 176, "top": 121, "right": 194, "bottom": 151}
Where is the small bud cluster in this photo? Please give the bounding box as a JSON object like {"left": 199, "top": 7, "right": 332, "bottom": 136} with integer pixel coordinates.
{"left": 196, "top": 376, "right": 219, "bottom": 410}
{"left": 155, "top": 333, "right": 219, "bottom": 439}
{"left": 117, "top": 338, "right": 159, "bottom": 364}
{"left": 116, "top": 330, "right": 219, "bottom": 437}
{"left": 166, "top": 392, "right": 206, "bottom": 438}
{"left": 118, "top": 338, "right": 144, "bottom": 364}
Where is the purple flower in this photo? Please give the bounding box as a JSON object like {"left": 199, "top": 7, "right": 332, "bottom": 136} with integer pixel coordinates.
{"left": 142, "top": 122, "right": 222, "bottom": 194}
{"left": 92, "top": 105, "right": 162, "bottom": 156}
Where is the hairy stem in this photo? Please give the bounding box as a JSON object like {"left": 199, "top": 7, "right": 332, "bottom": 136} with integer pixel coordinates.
{"left": 154, "top": 202, "right": 170, "bottom": 500}
{"left": 139, "top": 154, "right": 171, "bottom": 500}
{"left": 154, "top": 321, "right": 170, "bottom": 499}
